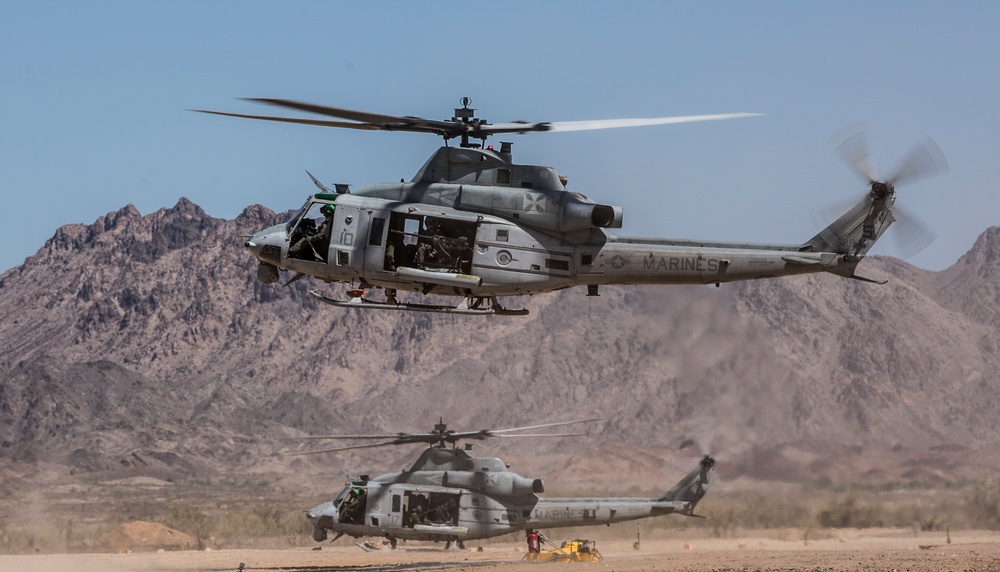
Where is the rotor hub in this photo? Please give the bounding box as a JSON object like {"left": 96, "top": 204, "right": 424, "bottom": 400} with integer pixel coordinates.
{"left": 870, "top": 181, "right": 892, "bottom": 200}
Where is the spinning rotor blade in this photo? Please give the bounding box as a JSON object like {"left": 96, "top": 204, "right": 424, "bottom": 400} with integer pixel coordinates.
{"left": 890, "top": 204, "right": 937, "bottom": 259}
{"left": 886, "top": 138, "right": 949, "bottom": 186}
{"left": 290, "top": 433, "right": 409, "bottom": 441}
{"left": 493, "top": 432, "right": 590, "bottom": 438}
{"left": 487, "top": 418, "right": 604, "bottom": 434}
{"left": 832, "top": 123, "right": 879, "bottom": 183}
{"left": 247, "top": 98, "right": 413, "bottom": 125}
{"left": 285, "top": 431, "right": 464, "bottom": 455}
{"left": 191, "top": 109, "right": 379, "bottom": 130}
{"left": 425, "top": 418, "right": 603, "bottom": 442}
{"left": 195, "top": 98, "right": 761, "bottom": 142}
{"left": 834, "top": 125, "right": 949, "bottom": 187}
{"left": 285, "top": 440, "right": 406, "bottom": 456}
{"left": 246, "top": 98, "right": 461, "bottom": 136}
{"left": 285, "top": 418, "right": 603, "bottom": 455}
{"left": 541, "top": 113, "right": 763, "bottom": 133}
{"left": 827, "top": 125, "right": 947, "bottom": 259}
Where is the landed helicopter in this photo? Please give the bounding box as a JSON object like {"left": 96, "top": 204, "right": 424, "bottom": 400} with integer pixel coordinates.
{"left": 293, "top": 419, "right": 714, "bottom": 549}
{"left": 196, "top": 98, "right": 946, "bottom": 315}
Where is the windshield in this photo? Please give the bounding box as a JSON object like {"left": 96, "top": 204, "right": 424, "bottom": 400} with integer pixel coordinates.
{"left": 286, "top": 200, "right": 336, "bottom": 257}
{"left": 286, "top": 203, "right": 308, "bottom": 233}
{"left": 331, "top": 485, "right": 351, "bottom": 505}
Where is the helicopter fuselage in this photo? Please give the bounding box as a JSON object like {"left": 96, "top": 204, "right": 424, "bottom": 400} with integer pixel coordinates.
{"left": 308, "top": 481, "right": 691, "bottom": 543}
{"left": 245, "top": 145, "right": 892, "bottom": 307}
{"left": 305, "top": 447, "right": 713, "bottom": 545}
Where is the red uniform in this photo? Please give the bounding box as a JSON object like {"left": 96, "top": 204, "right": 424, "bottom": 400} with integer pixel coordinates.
{"left": 527, "top": 531, "right": 540, "bottom": 553}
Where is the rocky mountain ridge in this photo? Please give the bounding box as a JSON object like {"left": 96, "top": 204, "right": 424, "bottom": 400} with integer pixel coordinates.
{"left": 1, "top": 199, "right": 998, "bottom": 488}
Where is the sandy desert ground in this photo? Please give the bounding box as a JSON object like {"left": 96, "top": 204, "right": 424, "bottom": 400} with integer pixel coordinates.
{"left": 4, "top": 530, "right": 1000, "bottom": 572}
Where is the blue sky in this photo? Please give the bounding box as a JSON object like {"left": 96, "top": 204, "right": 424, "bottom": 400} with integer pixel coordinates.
{"left": 2, "top": 1, "right": 997, "bottom": 273}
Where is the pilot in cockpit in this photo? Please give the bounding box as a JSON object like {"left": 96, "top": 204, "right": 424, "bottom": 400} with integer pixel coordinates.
{"left": 289, "top": 204, "right": 335, "bottom": 261}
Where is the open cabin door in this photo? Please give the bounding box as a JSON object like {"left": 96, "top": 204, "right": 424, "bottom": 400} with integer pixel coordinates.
{"left": 402, "top": 490, "right": 461, "bottom": 528}
{"left": 378, "top": 212, "right": 479, "bottom": 274}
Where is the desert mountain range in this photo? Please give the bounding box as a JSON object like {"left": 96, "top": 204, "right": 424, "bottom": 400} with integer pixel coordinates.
{"left": 1, "top": 199, "right": 999, "bottom": 489}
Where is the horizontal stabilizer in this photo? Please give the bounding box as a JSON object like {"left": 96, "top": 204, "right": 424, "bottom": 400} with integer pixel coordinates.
{"left": 849, "top": 274, "right": 888, "bottom": 285}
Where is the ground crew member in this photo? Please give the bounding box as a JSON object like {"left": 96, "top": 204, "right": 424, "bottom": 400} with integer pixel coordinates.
{"left": 526, "top": 529, "right": 540, "bottom": 554}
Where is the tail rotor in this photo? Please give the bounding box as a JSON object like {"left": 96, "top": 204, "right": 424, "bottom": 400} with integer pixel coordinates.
{"left": 819, "top": 123, "right": 948, "bottom": 259}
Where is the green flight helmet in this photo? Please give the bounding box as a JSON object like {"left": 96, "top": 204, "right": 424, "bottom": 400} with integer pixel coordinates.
{"left": 320, "top": 204, "right": 336, "bottom": 217}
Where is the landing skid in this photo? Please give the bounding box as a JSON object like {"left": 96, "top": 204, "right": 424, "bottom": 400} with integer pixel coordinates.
{"left": 310, "top": 290, "right": 529, "bottom": 316}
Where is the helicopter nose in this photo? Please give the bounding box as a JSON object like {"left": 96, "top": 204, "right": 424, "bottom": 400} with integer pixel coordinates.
{"left": 244, "top": 226, "right": 286, "bottom": 266}
{"left": 307, "top": 501, "right": 337, "bottom": 528}
{"left": 244, "top": 234, "right": 264, "bottom": 258}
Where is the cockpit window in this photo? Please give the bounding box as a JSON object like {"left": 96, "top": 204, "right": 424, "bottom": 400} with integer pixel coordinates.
{"left": 288, "top": 202, "right": 337, "bottom": 263}
{"left": 332, "top": 486, "right": 349, "bottom": 505}
{"left": 286, "top": 205, "right": 308, "bottom": 233}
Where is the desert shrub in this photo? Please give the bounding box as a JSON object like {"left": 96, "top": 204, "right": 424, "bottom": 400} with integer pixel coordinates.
{"left": 216, "top": 505, "right": 311, "bottom": 542}
{"left": 162, "top": 503, "right": 212, "bottom": 548}
{"left": 738, "top": 492, "right": 811, "bottom": 529}
{"left": 817, "top": 493, "right": 884, "bottom": 528}
{"left": 675, "top": 493, "right": 812, "bottom": 535}
{"left": 964, "top": 477, "right": 1000, "bottom": 530}
{"left": 0, "top": 527, "right": 41, "bottom": 554}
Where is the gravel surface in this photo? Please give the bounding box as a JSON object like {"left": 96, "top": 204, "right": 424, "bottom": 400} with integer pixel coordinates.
{"left": 3, "top": 532, "right": 1000, "bottom": 572}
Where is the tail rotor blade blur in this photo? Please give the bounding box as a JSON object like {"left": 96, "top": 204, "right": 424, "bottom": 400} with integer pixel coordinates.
{"left": 826, "top": 123, "right": 947, "bottom": 261}
{"left": 832, "top": 122, "right": 879, "bottom": 183}
{"left": 887, "top": 138, "right": 949, "bottom": 186}
{"left": 891, "top": 204, "right": 937, "bottom": 259}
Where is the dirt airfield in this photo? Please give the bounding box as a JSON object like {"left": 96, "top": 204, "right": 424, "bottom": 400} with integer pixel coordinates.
{"left": 4, "top": 530, "right": 1000, "bottom": 572}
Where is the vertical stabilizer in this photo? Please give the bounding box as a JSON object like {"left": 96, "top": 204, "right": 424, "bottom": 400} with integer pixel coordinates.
{"left": 658, "top": 456, "right": 715, "bottom": 513}
{"left": 806, "top": 185, "right": 895, "bottom": 258}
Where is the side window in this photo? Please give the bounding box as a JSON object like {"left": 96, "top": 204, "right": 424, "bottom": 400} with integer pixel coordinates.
{"left": 403, "top": 219, "right": 420, "bottom": 246}
{"left": 369, "top": 217, "right": 386, "bottom": 247}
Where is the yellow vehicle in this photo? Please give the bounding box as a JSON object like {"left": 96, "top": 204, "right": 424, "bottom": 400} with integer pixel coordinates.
{"left": 524, "top": 539, "right": 603, "bottom": 562}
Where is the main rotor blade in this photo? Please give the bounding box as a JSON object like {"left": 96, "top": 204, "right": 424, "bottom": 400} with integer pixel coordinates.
{"left": 887, "top": 137, "right": 949, "bottom": 186}
{"left": 487, "top": 418, "right": 604, "bottom": 435}
{"left": 541, "top": 113, "right": 762, "bottom": 133}
{"left": 192, "top": 109, "right": 379, "bottom": 130}
{"left": 285, "top": 418, "right": 603, "bottom": 453}
{"left": 246, "top": 98, "right": 410, "bottom": 125}
{"left": 245, "top": 98, "right": 459, "bottom": 135}
{"left": 287, "top": 434, "right": 407, "bottom": 441}
{"left": 284, "top": 440, "right": 406, "bottom": 456}
{"left": 198, "top": 99, "right": 762, "bottom": 143}
{"left": 492, "top": 432, "right": 589, "bottom": 438}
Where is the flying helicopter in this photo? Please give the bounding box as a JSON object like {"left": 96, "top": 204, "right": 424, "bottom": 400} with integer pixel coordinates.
{"left": 293, "top": 419, "right": 715, "bottom": 549}
{"left": 195, "top": 98, "right": 946, "bottom": 315}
